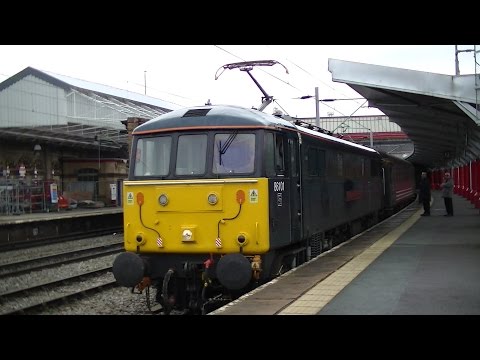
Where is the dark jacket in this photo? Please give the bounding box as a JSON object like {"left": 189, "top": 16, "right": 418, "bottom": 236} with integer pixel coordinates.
{"left": 419, "top": 178, "right": 431, "bottom": 201}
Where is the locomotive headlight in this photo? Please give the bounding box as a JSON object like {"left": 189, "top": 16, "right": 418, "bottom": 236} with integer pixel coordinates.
{"left": 182, "top": 229, "right": 193, "bottom": 241}
{"left": 181, "top": 227, "right": 196, "bottom": 242}
{"left": 207, "top": 192, "right": 218, "bottom": 205}
{"left": 158, "top": 194, "right": 168, "bottom": 206}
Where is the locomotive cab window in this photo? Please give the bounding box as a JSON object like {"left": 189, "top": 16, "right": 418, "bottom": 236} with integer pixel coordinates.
{"left": 176, "top": 134, "right": 207, "bottom": 175}
{"left": 134, "top": 136, "right": 172, "bottom": 177}
{"left": 213, "top": 133, "right": 255, "bottom": 174}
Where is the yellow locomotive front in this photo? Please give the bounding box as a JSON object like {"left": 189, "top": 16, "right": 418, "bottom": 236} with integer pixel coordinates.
{"left": 123, "top": 178, "right": 270, "bottom": 255}
{"left": 112, "top": 106, "right": 286, "bottom": 313}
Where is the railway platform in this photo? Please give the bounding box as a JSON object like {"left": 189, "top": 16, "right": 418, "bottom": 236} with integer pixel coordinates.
{"left": 211, "top": 190, "right": 480, "bottom": 315}
{"left": 0, "top": 206, "right": 122, "bottom": 226}
{"left": 0, "top": 206, "right": 123, "bottom": 249}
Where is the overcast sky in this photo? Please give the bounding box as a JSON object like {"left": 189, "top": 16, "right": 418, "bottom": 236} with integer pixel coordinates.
{"left": 0, "top": 45, "right": 477, "bottom": 118}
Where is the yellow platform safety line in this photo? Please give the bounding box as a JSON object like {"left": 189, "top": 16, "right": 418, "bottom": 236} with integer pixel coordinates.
{"left": 278, "top": 207, "right": 424, "bottom": 315}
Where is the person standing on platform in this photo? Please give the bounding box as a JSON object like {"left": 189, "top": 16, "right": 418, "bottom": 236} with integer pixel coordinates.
{"left": 419, "top": 171, "right": 431, "bottom": 216}
{"left": 440, "top": 172, "right": 454, "bottom": 216}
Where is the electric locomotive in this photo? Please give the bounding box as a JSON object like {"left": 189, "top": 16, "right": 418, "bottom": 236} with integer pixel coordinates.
{"left": 112, "top": 104, "right": 415, "bottom": 314}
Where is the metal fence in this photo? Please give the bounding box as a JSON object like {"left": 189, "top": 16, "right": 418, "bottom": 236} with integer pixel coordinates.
{"left": 0, "top": 179, "right": 54, "bottom": 215}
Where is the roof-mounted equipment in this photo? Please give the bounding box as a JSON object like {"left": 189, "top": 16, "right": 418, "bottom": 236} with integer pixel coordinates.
{"left": 215, "top": 60, "right": 289, "bottom": 112}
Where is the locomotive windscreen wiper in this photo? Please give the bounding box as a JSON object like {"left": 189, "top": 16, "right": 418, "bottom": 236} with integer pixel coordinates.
{"left": 217, "top": 132, "right": 238, "bottom": 165}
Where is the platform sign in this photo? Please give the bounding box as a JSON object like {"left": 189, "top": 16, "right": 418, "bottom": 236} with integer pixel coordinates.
{"left": 110, "top": 183, "right": 117, "bottom": 201}
{"left": 50, "top": 183, "right": 58, "bottom": 204}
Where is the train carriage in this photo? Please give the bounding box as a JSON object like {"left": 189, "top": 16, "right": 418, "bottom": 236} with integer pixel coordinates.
{"left": 113, "top": 104, "right": 415, "bottom": 314}
{"left": 381, "top": 154, "right": 416, "bottom": 213}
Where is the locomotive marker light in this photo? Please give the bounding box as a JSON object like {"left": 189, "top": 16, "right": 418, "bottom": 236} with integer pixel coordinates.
{"left": 236, "top": 190, "right": 245, "bottom": 204}
{"left": 207, "top": 192, "right": 218, "bottom": 205}
{"left": 159, "top": 193, "right": 168, "bottom": 206}
{"left": 137, "top": 192, "right": 144, "bottom": 205}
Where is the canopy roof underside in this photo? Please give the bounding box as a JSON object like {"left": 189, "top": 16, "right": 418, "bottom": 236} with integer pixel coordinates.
{"left": 329, "top": 59, "right": 480, "bottom": 168}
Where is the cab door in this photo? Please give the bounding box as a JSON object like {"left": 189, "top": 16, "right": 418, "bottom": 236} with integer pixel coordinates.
{"left": 267, "top": 132, "right": 290, "bottom": 248}
{"left": 288, "top": 135, "right": 302, "bottom": 243}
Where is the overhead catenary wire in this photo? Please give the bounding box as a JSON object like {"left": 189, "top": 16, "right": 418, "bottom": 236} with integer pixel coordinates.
{"left": 215, "top": 45, "right": 369, "bottom": 117}
{"left": 125, "top": 78, "right": 194, "bottom": 103}
{"left": 264, "top": 45, "right": 365, "bottom": 105}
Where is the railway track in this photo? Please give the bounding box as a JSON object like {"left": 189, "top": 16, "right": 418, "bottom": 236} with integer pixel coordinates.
{"left": 0, "top": 267, "right": 117, "bottom": 315}
{"left": 0, "top": 226, "right": 123, "bottom": 252}
{"left": 0, "top": 236, "right": 124, "bottom": 315}
{"left": 0, "top": 242, "right": 123, "bottom": 279}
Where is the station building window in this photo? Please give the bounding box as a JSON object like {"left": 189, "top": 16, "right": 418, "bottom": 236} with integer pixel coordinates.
{"left": 77, "top": 168, "right": 99, "bottom": 198}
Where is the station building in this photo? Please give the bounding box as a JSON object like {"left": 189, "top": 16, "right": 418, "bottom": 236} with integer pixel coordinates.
{"left": 0, "top": 67, "right": 180, "bottom": 213}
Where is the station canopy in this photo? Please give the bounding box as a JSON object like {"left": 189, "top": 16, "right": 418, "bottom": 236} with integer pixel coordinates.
{"left": 0, "top": 67, "right": 183, "bottom": 154}
{"left": 328, "top": 59, "right": 480, "bottom": 169}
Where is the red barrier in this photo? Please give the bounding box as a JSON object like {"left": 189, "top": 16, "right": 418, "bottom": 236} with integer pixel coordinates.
{"left": 58, "top": 195, "right": 69, "bottom": 209}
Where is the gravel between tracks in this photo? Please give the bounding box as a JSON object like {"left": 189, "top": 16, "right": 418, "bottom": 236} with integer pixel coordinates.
{"left": 0, "top": 233, "right": 156, "bottom": 315}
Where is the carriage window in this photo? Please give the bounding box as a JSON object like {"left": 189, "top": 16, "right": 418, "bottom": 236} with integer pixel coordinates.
{"left": 134, "top": 136, "right": 172, "bottom": 176}
{"left": 213, "top": 133, "right": 255, "bottom": 174}
{"left": 176, "top": 134, "right": 207, "bottom": 175}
